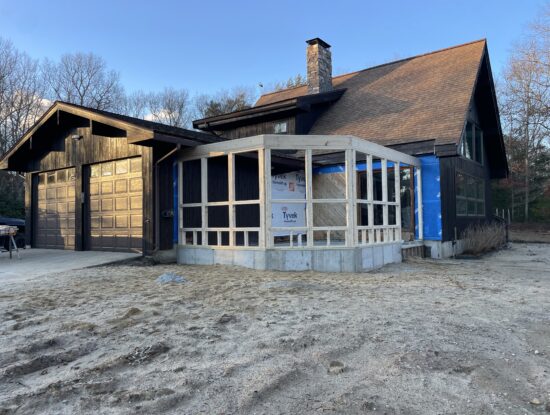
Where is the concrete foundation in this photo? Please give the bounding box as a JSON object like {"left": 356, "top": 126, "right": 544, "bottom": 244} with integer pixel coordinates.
{"left": 177, "top": 243, "right": 403, "bottom": 272}
{"left": 423, "top": 239, "right": 465, "bottom": 259}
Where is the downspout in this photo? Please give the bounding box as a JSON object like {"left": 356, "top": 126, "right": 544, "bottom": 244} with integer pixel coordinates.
{"left": 153, "top": 145, "right": 180, "bottom": 253}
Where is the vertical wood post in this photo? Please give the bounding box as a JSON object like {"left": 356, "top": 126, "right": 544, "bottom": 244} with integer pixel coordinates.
{"left": 258, "top": 149, "right": 266, "bottom": 248}
{"left": 394, "top": 162, "right": 401, "bottom": 241}
{"left": 345, "top": 149, "right": 356, "bottom": 247}
{"left": 264, "top": 149, "right": 272, "bottom": 248}
{"left": 367, "top": 154, "right": 374, "bottom": 243}
{"left": 381, "top": 158, "right": 388, "bottom": 241}
{"left": 201, "top": 157, "right": 208, "bottom": 245}
{"left": 228, "top": 153, "right": 235, "bottom": 246}
{"left": 416, "top": 166, "right": 424, "bottom": 240}
{"left": 305, "top": 149, "right": 313, "bottom": 247}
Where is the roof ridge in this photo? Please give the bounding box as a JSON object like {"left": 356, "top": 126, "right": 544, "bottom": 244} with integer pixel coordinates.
{"left": 259, "top": 38, "right": 487, "bottom": 99}
{"left": 259, "top": 83, "right": 307, "bottom": 98}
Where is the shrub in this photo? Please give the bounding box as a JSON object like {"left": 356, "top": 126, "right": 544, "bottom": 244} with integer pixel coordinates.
{"left": 462, "top": 222, "right": 507, "bottom": 255}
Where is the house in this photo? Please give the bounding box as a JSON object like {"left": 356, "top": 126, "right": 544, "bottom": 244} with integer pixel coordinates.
{"left": 0, "top": 37, "right": 507, "bottom": 271}
{"left": 0, "top": 101, "right": 216, "bottom": 253}
{"left": 188, "top": 38, "right": 508, "bottom": 261}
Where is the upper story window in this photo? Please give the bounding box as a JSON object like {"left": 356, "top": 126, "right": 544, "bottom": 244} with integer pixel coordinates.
{"left": 459, "top": 122, "right": 483, "bottom": 164}
{"left": 273, "top": 121, "right": 288, "bottom": 134}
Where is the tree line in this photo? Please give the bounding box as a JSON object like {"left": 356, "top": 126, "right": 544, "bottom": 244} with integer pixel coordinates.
{"left": 0, "top": 39, "right": 270, "bottom": 217}
{"left": 1, "top": 5, "right": 548, "bottom": 223}
{"left": 494, "top": 4, "right": 550, "bottom": 222}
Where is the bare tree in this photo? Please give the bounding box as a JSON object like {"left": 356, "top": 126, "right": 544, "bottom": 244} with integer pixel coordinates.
{"left": 147, "top": 87, "right": 193, "bottom": 128}
{"left": 120, "top": 90, "right": 151, "bottom": 119}
{"left": 0, "top": 37, "right": 45, "bottom": 217}
{"left": 273, "top": 74, "right": 307, "bottom": 91}
{"left": 42, "top": 52, "right": 124, "bottom": 111}
{"left": 195, "top": 86, "right": 257, "bottom": 119}
{"left": 499, "top": 6, "right": 550, "bottom": 222}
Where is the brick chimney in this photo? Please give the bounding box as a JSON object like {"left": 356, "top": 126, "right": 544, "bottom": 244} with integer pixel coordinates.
{"left": 306, "top": 38, "right": 333, "bottom": 94}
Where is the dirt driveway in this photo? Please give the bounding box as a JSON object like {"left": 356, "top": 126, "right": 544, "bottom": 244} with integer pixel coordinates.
{"left": 0, "top": 243, "right": 549, "bottom": 414}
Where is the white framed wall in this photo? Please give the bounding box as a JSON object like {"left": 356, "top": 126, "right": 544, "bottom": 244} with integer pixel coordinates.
{"left": 178, "top": 134, "right": 423, "bottom": 250}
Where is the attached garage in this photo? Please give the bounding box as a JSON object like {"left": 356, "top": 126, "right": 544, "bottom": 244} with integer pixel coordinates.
{"left": 35, "top": 167, "right": 76, "bottom": 249}
{"left": 0, "top": 101, "right": 216, "bottom": 254}
{"left": 87, "top": 158, "right": 143, "bottom": 252}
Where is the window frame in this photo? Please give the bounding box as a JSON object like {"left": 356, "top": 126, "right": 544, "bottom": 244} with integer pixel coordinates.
{"left": 273, "top": 121, "right": 288, "bottom": 134}
{"left": 459, "top": 122, "right": 484, "bottom": 165}
{"left": 456, "top": 171, "right": 485, "bottom": 217}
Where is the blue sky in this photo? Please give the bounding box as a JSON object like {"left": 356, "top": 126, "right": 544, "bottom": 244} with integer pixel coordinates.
{"left": 0, "top": 0, "right": 545, "bottom": 97}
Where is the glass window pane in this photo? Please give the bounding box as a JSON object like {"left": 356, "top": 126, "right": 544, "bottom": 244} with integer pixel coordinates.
{"left": 475, "top": 127, "right": 483, "bottom": 164}
{"left": 467, "top": 200, "right": 476, "bottom": 215}
{"left": 477, "top": 180, "right": 484, "bottom": 200}
{"left": 477, "top": 201, "right": 485, "bottom": 216}
{"left": 464, "top": 123, "right": 473, "bottom": 160}
{"left": 466, "top": 177, "right": 476, "bottom": 198}
{"left": 456, "top": 173, "right": 465, "bottom": 197}
{"left": 457, "top": 198, "right": 467, "bottom": 215}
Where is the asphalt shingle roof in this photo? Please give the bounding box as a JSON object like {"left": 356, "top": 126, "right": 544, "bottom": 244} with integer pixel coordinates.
{"left": 256, "top": 39, "right": 486, "bottom": 147}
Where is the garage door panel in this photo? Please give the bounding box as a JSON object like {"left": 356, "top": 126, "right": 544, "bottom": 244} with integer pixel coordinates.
{"left": 90, "top": 183, "right": 99, "bottom": 196}
{"left": 101, "top": 198, "right": 113, "bottom": 211}
{"left": 115, "top": 197, "right": 128, "bottom": 210}
{"left": 35, "top": 167, "right": 76, "bottom": 249}
{"left": 88, "top": 157, "right": 142, "bottom": 252}
{"left": 115, "top": 215, "right": 128, "bottom": 228}
{"left": 101, "top": 181, "right": 113, "bottom": 194}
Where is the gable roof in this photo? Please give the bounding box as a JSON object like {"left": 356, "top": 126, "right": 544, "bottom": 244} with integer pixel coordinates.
{"left": 1, "top": 101, "right": 218, "bottom": 170}
{"left": 256, "top": 39, "right": 488, "bottom": 148}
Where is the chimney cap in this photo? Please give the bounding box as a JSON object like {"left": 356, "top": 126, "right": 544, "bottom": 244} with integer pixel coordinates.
{"left": 306, "top": 37, "right": 331, "bottom": 49}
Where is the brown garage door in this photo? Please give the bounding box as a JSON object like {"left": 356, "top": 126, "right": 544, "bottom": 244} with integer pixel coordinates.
{"left": 35, "top": 168, "right": 76, "bottom": 249}
{"left": 88, "top": 157, "right": 143, "bottom": 252}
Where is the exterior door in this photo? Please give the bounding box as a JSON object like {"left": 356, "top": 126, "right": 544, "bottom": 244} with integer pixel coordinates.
{"left": 87, "top": 157, "right": 143, "bottom": 252}
{"left": 35, "top": 168, "right": 76, "bottom": 249}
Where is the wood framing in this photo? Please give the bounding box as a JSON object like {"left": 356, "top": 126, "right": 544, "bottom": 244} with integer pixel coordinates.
{"left": 177, "top": 134, "right": 422, "bottom": 250}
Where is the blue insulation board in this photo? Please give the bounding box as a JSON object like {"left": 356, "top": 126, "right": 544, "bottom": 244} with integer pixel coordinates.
{"left": 415, "top": 155, "right": 442, "bottom": 240}
{"left": 173, "top": 162, "right": 178, "bottom": 244}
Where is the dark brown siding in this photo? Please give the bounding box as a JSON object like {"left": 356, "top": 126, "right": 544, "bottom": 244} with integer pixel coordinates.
{"left": 219, "top": 117, "right": 295, "bottom": 139}
{"left": 26, "top": 127, "right": 143, "bottom": 172}
{"left": 439, "top": 153, "right": 493, "bottom": 241}
{"left": 156, "top": 154, "right": 176, "bottom": 250}
{"left": 24, "top": 125, "right": 156, "bottom": 253}
{"left": 24, "top": 174, "right": 32, "bottom": 246}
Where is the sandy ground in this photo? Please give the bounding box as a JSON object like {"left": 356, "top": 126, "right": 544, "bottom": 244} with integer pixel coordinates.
{"left": 0, "top": 244, "right": 549, "bottom": 415}
{"left": 509, "top": 226, "right": 550, "bottom": 244}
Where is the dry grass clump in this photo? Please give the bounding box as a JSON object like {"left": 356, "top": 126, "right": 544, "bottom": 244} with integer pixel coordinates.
{"left": 462, "top": 222, "right": 507, "bottom": 255}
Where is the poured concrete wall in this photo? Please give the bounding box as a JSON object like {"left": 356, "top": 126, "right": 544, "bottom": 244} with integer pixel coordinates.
{"left": 177, "top": 243, "right": 402, "bottom": 273}
{"left": 424, "top": 239, "right": 465, "bottom": 259}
